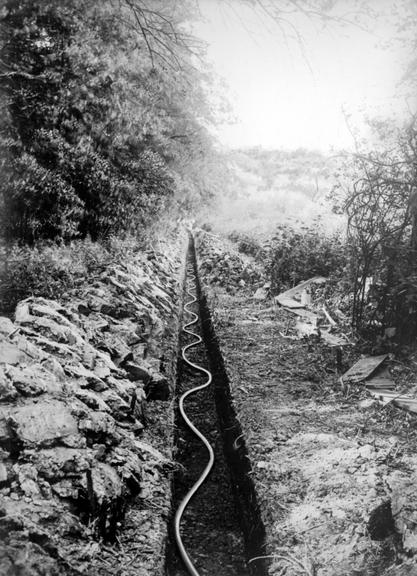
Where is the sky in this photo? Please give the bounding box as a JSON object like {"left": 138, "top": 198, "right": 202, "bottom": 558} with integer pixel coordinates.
{"left": 193, "top": 0, "right": 415, "bottom": 151}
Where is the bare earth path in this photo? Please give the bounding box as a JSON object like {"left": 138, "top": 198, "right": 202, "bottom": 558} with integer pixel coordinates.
{"left": 203, "top": 288, "right": 417, "bottom": 576}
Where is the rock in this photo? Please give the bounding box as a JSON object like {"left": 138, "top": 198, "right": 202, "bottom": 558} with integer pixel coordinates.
{"left": 253, "top": 284, "right": 269, "bottom": 300}
{"left": 75, "top": 389, "right": 110, "bottom": 412}
{"left": 78, "top": 412, "right": 119, "bottom": 445}
{"left": 16, "top": 463, "right": 41, "bottom": 497}
{"left": 0, "top": 462, "right": 8, "bottom": 483}
{"left": 9, "top": 400, "right": 78, "bottom": 446}
{"left": 31, "top": 447, "right": 92, "bottom": 481}
{"left": 64, "top": 363, "right": 107, "bottom": 391}
{"left": 6, "top": 364, "right": 61, "bottom": 396}
{"left": 95, "top": 332, "right": 132, "bottom": 365}
{"left": 41, "top": 357, "right": 66, "bottom": 380}
{"left": 29, "top": 335, "right": 78, "bottom": 362}
{"left": 0, "top": 368, "right": 18, "bottom": 402}
{"left": 109, "top": 322, "right": 141, "bottom": 346}
{"left": 101, "top": 389, "right": 130, "bottom": 419}
{"left": 15, "top": 302, "right": 31, "bottom": 323}
{"left": 108, "top": 446, "right": 142, "bottom": 489}
{"left": 124, "top": 361, "right": 152, "bottom": 384}
{"left": 106, "top": 376, "right": 136, "bottom": 402}
{"left": 0, "top": 341, "right": 29, "bottom": 366}
{"left": 0, "top": 318, "right": 15, "bottom": 337}
{"left": 131, "top": 342, "right": 147, "bottom": 362}
{"left": 88, "top": 462, "right": 122, "bottom": 504}
{"left": 26, "top": 316, "right": 82, "bottom": 346}
{"left": 52, "top": 478, "right": 79, "bottom": 499}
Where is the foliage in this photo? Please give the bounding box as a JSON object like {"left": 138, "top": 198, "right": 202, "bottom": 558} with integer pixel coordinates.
{"left": 228, "top": 231, "right": 264, "bottom": 258}
{"left": 334, "top": 120, "right": 417, "bottom": 343}
{"left": 267, "top": 222, "right": 347, "bottom": 293}
{"left": 0, "top": 0, "right": 224, "bottom": 243}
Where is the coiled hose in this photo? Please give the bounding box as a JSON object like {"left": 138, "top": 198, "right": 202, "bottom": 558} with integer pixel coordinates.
{"left": 174, "top": 266, "right": 215, "bottom": 576}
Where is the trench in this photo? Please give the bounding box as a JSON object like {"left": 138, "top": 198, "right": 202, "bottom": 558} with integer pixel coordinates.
{"left": 165, "top": 239, "right": 269, "bottom": 576}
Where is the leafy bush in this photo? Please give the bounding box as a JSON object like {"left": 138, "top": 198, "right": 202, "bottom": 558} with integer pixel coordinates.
{"left": 228, "top": 231, "right": 264, "bottom": 258}
{"left": 267, "top": 223, "right": 347, "bottom": 293}
{"left": 1, "top": 150, "right": 84, "bottom": 243}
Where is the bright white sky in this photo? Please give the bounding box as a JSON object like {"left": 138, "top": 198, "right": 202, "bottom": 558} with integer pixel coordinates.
{"left": 193, "top": 0, "right": 415, "bottom": 151}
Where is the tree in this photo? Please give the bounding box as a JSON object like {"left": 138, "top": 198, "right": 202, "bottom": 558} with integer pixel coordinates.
{"left": 0, "top": 0, "right": 223, "bottom": 242}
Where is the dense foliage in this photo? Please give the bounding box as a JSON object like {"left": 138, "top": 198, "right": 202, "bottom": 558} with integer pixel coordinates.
{"left": 0, "top": 0, "right": 223, "bottom": 243}
{"left": 266, "top": 223, "right": 347, "bottom": 293}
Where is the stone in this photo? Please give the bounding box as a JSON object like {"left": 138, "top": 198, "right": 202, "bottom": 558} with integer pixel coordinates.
{"left": 95, "top": 332, "right": 132, "bottom": 365}
{"left": 0, "top": 368, "right": 18, "bottom": 402}
{"left": 106, "top": 376, "right": 136, "bottom": 401}
{"left": 109, "top": 322, "right": 141, "bottom": 346}
{"left": 89, "top": 462, "right": 122, "bottom": 504}
{"left": 75, "top": 390, "right": 110, "bottom": 412}
{"left": 0, "top": 318, "right": 15, "bottom": 337}
{"left": 16, "top": 463, "right": 40, "bottom": 497}
{"left": 31, "top": 447, "right": 92, "bottom": 481}
{"left": 6, "top": 364, "right": 61, "bottom": 396}
{"left": 29, "top": 335, "right": 77, "bottom": 362}
{"left": 124, "top": 361, "right": 152, "bottom": 384}
{"left": 101, "top": 389, "right": 130, "bottom": 419}
{"left": 40, "top": 357, "right": 66, "bottom": 380}
{"left": 78, "top": 411, "right": 118, "bottom": 445}
{"left": 14, "top": 302, "right": 31, "bottom": 323}
{"left": 27, "top": 316, "right": 82, "bottom": 346}
{"left": 0, "top": 462, "right": 8, "bottom": 483}
{"left": 0, "top": 341, "right": 28, "bottom": 366}
{"left": 52, "top": 479, "right": 79, "bottom": 499}
{"left": 11, "top": 400, "right": 78, "bottom": 446}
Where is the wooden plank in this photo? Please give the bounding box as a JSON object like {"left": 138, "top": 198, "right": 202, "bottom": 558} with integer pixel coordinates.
{"left": 369, "top": 390, "right": 417, "bottom": 413}
{"left": 276, "top": 295, "right": 305, "bottom": 308}
{"left": 365, "top": 376, "right": 395, "bottom": 390}
{"left": 275, "top": 276, "right": 327, "bottom": 300}
{"left": 343, "top": 355, "right": 388, "bottom": 384}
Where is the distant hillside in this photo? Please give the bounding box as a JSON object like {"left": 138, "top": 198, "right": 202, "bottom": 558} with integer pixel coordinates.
{"left": 228, "top": 147, "right": 337, "bottom": 200}
{"left": 207, "top": 147, "right": 343, "bottom": 237}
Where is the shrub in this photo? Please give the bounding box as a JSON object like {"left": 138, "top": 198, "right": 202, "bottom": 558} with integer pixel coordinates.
{"left": 267, "top": 223, "right": 347, "bottom": 294}
{"left": 228, "top": 231, "right": 264, "bottom": 258}
{"left": 1, "top": 151, "right": 84, "bottom": 244}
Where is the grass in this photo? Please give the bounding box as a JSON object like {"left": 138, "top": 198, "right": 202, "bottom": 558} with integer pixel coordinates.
{"left": 0, "top": 235, "right": 142, "bottom": 316}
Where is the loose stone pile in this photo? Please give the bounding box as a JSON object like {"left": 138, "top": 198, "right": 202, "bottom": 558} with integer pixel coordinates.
{"left": 0, "top": 241, "right": 185, "bottom": 575}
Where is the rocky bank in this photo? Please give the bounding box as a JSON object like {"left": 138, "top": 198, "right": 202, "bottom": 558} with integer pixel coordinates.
{"left": 0, "top": 233, "right": 187, "bottom": 576}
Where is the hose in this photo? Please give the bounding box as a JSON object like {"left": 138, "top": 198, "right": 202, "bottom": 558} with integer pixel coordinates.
{"left": 174, "top": 266, "right": 215, "bottom": 576}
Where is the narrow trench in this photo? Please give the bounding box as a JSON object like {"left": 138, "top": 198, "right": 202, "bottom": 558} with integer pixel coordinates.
{"left": 166, "top": 243, "right": 269, "bottom": 576}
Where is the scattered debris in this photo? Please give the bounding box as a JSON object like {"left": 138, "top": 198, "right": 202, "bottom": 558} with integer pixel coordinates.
{"left": 274, "top": 276, "right": 351, "bottom": 347}
{"left": 275, "top": 276, "right": 326, "bottom": 308}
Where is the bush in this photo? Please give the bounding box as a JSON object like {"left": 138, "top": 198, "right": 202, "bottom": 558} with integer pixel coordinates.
{"left": 1, "top": 151, "right": 84, "bottom": 243}
{"left": 228, "top": 231, "right": 264, "bottom": 258}
{"left": 267, "top": 223, "right": 347, "bottom": 294}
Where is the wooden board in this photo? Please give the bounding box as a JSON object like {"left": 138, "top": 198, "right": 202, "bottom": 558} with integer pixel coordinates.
{"left": 343, "top": 354, "right": 388, "bottom": 384}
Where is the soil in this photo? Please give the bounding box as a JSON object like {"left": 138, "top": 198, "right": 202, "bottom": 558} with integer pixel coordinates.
{"left": 166, "top": 267, "right": 249, "bottom": 576}
{"left": 198, "top": 268, "right": 417, "bottom": 575}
